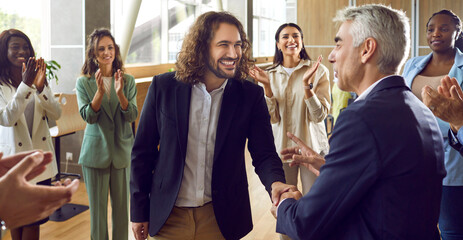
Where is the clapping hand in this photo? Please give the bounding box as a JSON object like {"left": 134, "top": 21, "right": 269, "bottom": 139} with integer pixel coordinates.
{"left": 114, "top": 69, "right": 124, "bottom": 96}
{"left": 22, "top": 57, "right": 38, "bottom": 87}
{"left": 249, "top": 65, "right": 270, "bottom": 86}
{"left": 422, "top": 76, "right": 463, "bottom": 132}
{"left": 34, "top": 58, "right": 47, "bottom": 92}
{"left": 302, "top": 55, "right": 322, "bottom": 88}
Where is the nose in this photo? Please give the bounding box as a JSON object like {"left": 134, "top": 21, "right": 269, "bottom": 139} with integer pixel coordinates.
{"left": 227, "top": 45, "right": 238, "bottom": 59}
{"left": 432, "top": 29, "right": 441, "bottom": 37}
{"left": 328, "top": 49, "right": 335, "bottom": 63}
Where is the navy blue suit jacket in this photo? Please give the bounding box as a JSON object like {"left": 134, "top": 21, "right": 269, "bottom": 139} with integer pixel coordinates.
{"left": 130, "top": 72, "right": 286, "bottom": 240}
{"left": 276, "top": 76, "right": 446, "bottom": 240}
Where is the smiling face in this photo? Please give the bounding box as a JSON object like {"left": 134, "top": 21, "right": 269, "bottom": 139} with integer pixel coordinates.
{"left": 427, "top": 14, "right": 459, "bottom": 53}
{"left": 7, "top": 36, "right": 31, "bottom": 68}
{"left": 206, "top": 22, "right": 242, "bottom": 80}
{"left": 328, "top": 21, "right": 362, "bottom": 92}
{"left": 276, "top": 26, "right": 303, "bottom": 58}
{"left": 95, "top": 36, "right": 115, "bottom": 68}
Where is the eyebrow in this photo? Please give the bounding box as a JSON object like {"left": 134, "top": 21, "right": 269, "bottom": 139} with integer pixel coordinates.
{"left": 428, "top": 23, "right": 450, "bottom": 27}
{"left": 216, "top": 40, "right": 242, "bottom": 45}
{"left": 334, "top": 36, "right": 342, "bottom": 42}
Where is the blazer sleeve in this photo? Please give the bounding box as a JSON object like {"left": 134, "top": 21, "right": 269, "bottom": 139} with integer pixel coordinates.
{"left": 276, "top": 109, "right": 379, "bottom": 240}
{"left": 76, "top": 77, "right": 101, "bottom": 124}
{"left": 259, "top": 78, "right": 281, "bottom": 124}
{"left": 120, "top": 74, "right": 138, "bottom": 123}
{"left": 0, "top": 82, "right": 34, "bottom": 126}
{"left": 36, "top": 84, "right": 61, "bottom": 120}
{"left": 304, "top": 64, "right": 331, "bottom": 123}
{"left": 130, "top": 76, "right": 159, "bottom": 222}
{"left": 247, "top": 86, "right": 286, "bottom": 194}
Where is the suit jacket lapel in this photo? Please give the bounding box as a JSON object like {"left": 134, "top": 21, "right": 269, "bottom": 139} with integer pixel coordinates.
{"left": 175, "top": 82, "right": 191, "bottom": 160}
{"left": 213, "top": 79, "right": 240, "bottom": 162}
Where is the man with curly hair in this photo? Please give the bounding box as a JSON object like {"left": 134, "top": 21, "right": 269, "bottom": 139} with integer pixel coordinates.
{"left": 130, "top": 11, "right": 296, "bottom": 240}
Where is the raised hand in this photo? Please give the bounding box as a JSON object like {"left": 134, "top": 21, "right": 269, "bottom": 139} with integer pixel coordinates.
{"left": 95, "top": 69, "right": 105, "bottom": 95}
{"left": 281, "top": 132, "right": 326, "bottom": 176}
{"left": 114, "top": 69, "right": 124, "bottom": 96}
{"left": 422, "top": 76, "right": 463, "bottom": 132}
{"left": 34, "top": 58, "right": 47, "bottom": 92}
{"left": 249, "top": 66, "right": 270, "bottom": 86}
{"left": 302, "top": 55, "right": 322, "bottom": 88}
{"left": 22, "top": 57, "right": 38, "bottom": 87}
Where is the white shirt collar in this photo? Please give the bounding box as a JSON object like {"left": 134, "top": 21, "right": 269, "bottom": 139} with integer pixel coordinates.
{"left": 355, "top": 75, "right": 400, "bottom": 102}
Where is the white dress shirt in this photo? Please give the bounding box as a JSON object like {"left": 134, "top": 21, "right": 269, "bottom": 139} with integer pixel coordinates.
{"left": 175, "top": 79, "right": 228, "bottom": 207}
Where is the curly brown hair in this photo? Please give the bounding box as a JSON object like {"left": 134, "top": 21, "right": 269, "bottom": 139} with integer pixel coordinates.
{"left": 175, "top": 11, "right": 251, "bottom": 84}
{"left": 81, "top": 28, "right": 124, "bottom": 77}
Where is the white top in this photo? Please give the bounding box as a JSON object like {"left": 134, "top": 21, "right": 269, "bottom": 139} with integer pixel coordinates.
{"left": 282, "top": 66, "right": 296, "bottom": 76}
{"left": 175, "top": 79, "right": 228, "bottom": 207}
{"left": 102, "top": 76, "right": 112, "bottom": 99}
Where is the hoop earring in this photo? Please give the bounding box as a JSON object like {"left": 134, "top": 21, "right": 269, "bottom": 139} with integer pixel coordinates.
{"left": 93, "top": 58, "right": 99, "bottom": 67}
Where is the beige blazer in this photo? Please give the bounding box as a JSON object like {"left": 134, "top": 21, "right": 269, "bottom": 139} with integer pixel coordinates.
{"left": 262, "top": 59, "right": 331, "bottom": 156}
{"left": 0, "top": 82, "right": 61, "bottom": 183}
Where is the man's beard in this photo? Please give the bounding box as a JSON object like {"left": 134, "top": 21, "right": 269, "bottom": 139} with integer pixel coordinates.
{"left": 207, "top": 57, "right": 239, "bottom": 79}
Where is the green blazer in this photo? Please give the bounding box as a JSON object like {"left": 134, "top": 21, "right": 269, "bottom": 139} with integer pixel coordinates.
{"left": 76, "top": 74, "right": 138, "bottom": 169}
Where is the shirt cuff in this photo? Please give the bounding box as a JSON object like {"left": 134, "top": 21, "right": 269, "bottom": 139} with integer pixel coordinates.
{"left": 276, "top": 198, "right": 289, "bottom": 217}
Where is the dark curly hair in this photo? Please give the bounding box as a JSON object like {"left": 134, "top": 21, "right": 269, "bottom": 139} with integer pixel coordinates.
{"left": 81, "top": 28, "right": 124, "bottom": 77}
{"left": 175, "top": 11, "right": 252, "bottom": 84}
{"left": 268, "top": 23, "right": 310, "bottom": 70}
{"left": 0, "top": 29, "right": 35, "bottom": 87}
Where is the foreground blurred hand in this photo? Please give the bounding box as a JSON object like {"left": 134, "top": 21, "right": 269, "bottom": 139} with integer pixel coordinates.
{"left": 281, "top": 132, "right": 326, "bottom": 176}
{"left": 0, "top": 151, "right": 79, "bottom": 228}
{"left": 422, "top": 76, "right": 463, "bottom": 132}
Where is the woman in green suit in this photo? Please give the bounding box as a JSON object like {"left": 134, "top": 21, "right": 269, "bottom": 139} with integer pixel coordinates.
{"left": 76, "top": 28, "right": 137, "bottom": 240}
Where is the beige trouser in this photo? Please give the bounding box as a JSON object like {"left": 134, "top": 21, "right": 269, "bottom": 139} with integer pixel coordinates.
{"left": 150, "top": 202, "right": 225, "bottom": 240}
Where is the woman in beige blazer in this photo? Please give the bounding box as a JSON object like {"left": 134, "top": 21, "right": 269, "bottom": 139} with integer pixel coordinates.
{"left": 0, "top": 29, "right": 61, "bottom": 240}
{"left": 249, "top": 23, "right": 331, "bottom": 195}
{"left": 76, "top": 28, "right": 137, "bottom": 240}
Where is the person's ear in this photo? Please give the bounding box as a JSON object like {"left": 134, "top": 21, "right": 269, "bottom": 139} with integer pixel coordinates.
{"left": 360, "top": 38, "right": 377, "bottom": 64}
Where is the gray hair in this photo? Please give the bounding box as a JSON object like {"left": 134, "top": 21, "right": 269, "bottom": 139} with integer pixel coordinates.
{"left": 334, "top": 4, "right": 410, "bottom": 74}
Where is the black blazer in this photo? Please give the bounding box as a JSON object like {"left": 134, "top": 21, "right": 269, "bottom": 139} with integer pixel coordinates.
{"left": 130, "top": 72, "right": 286, "bottom": 240}
{"left": 276, "top": 76, "right": 446, "bottom": 240}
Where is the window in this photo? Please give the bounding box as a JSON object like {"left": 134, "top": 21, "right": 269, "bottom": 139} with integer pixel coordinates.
{"left": 0, "top": 1, "right": 45, "bottom": 57}
{"left": 252, "top": 0, "right": 286, "bottom": 57}
{"left": 112, "top": 0, "right": 218, "bottom": 65}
